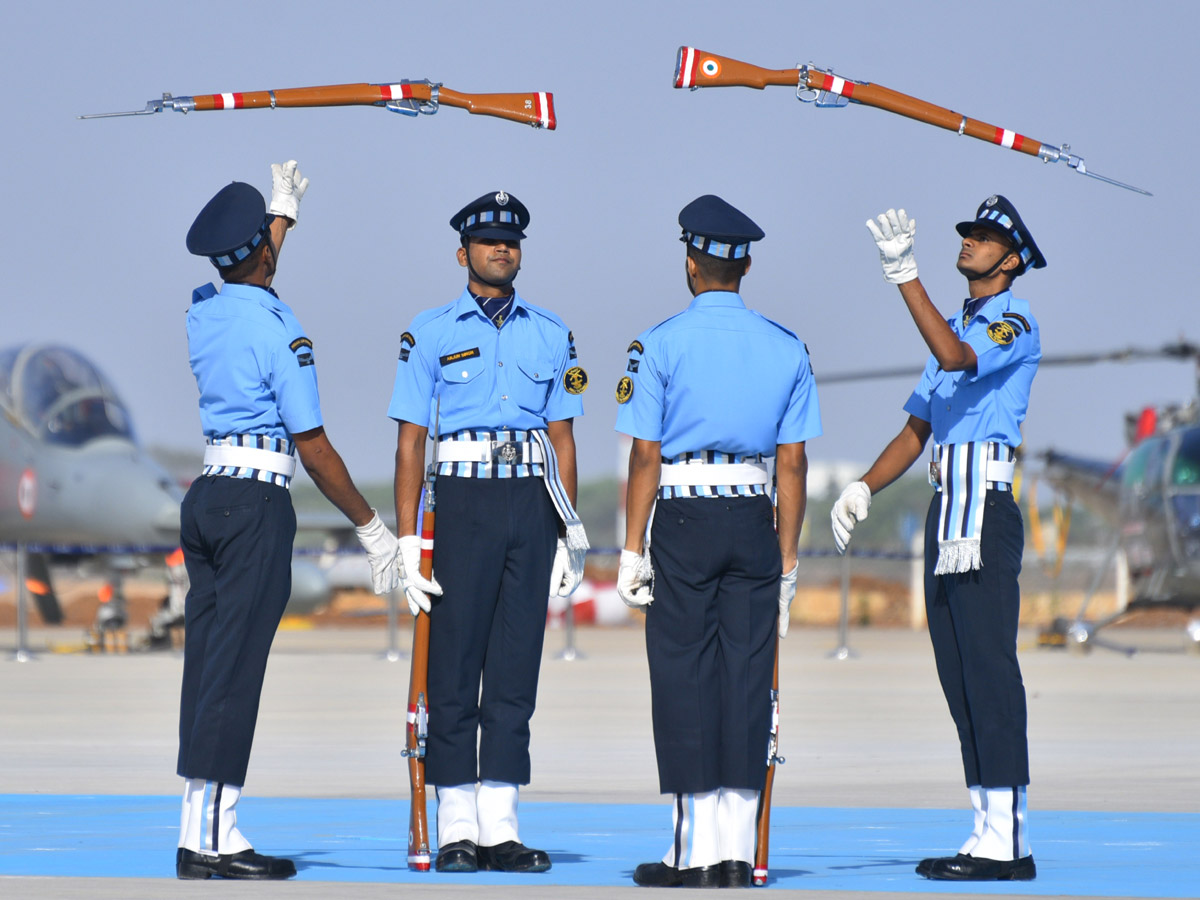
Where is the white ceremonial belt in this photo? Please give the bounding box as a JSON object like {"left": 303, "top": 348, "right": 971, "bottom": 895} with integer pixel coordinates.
{"left": 928, "top": 458, "right": 1015, "bottom": 487}
{"left": 203, "top": 444, "right": 297, "bottom": 478}
{"left": 659, "top": 461, "right": 770, "bottom": 487}
{"left": 437, "top": 439, "right": 545, "bottom": 465}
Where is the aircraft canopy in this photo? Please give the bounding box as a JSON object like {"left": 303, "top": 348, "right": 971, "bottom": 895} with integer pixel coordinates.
{"left": 0, "top": 345, "right": 135, "bottom": 446}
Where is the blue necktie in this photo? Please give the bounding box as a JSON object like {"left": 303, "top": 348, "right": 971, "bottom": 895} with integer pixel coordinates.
{"left": 962, "top": 296, "right": 989, "bottom": 326}
{"left": 472, "top": 292, "right": 514, "bottom": 328}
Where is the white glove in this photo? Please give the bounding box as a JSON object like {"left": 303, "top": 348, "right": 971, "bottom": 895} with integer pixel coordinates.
{"left": 397, "top": 534, "right": 443, "bottom": 616}
{"left": 617, "top": 549, "right": 655, "bottom": 609}
{"left": 831, "top": 481, "right": 872, "bottom": 553}
{"left": 550, "top": 537, "right": 587, "bottom": 598}
{"left": 269, "top": 159, "right": 309, "bottom": 228}
{"left": 778, "top": 562, "right": 798, "bottom": 638}
{"left": 866, "top": 208, "right": 918, "bottom": 284}
{"left": 354, "top": 510, "right": 400, "bottom": 595}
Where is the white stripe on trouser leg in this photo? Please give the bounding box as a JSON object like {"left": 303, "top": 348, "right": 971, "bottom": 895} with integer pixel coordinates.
{"left": 477, "top": 781, "right": 520, "bottom": 846}
{"left": 958, "top": 785, "right": 986, "bottom": 855}
{"left": 203, "top": 782, "right": 252, "bottom": 856}
{"left": 662, "top": 791, "right": 719, "bottom": 868}
{"left": 178, "top": 777, "right": 207, "bottom": 852}
{"left": 436, "top": 784, "right": 480, "bottom": 845}
{"left": 718, "top": 787, "right": 759, "bottom": 864}
{"left": 972, "top": 786, "right": 1030, "bottom": 860}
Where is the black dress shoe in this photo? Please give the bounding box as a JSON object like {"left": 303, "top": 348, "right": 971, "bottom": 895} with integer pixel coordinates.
{"left": 924, "top": 853, "right": 1036, "bottom": 881}
{"left": 436, "top": 839, "right": 478, "bottom": 873}
{"left": 720, "top": 860, "right": 751, "bottom": 887}
{"left": 915, "top": 854, "right": 956, "bottom": 876}
{"left": 477, "top": 840, "right": 551, "bottom": 872}
{"left": 176, "top": 847, "right": 297, "bottom": 880}
{"left": 632, "top": 861, "right": 721, "bottom": 887}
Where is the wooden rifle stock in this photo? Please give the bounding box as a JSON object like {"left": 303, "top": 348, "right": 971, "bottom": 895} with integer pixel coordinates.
{"left": 674, "top": 46, "right": 1150, "bottom": 195}
{"left": 404, "top": 491, "right": 436, "bottom": 871}
{"left": 753, "top": 635, "right": 782, "bottom": 886}
{"left": 81, "top": 81, "right": 556, "bottom": 129}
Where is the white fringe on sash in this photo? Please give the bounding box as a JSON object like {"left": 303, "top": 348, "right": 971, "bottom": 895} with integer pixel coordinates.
{"left": 934, "top": 443, "right": 988, "bottom": 575}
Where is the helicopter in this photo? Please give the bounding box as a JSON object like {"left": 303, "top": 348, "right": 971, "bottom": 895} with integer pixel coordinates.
{"left": 1036, "top": 388, "right": 1200, "bottom": 654}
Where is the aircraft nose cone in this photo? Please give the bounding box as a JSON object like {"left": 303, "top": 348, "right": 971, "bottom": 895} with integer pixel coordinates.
{"left": 154, "top": 498, "right": 181, "bottom": 536}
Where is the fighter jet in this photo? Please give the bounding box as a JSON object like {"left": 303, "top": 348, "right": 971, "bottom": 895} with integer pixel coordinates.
{"left": 0, "top": 343, "right": 338, "bottom": 640}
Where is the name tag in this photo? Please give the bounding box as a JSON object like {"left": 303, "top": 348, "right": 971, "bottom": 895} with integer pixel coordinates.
{"left": 440, "top": 347, "right": 481, "bottom": 366}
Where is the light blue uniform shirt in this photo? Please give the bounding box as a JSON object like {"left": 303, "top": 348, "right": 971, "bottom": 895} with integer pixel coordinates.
{"left": 388, "top": 288, "right": 583, "bottom": 432}
{"left": 903, "top": 290, "right": 1040, "bottom": 447}
{"left": 614, "top": 291, "right": 822, "bottom": 458}
{"left": 187, "top": 282, "right": 323, "bottom": 441}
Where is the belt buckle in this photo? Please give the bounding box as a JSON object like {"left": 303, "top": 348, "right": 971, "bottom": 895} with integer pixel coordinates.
{"left": 928, "top": 461, "right": 941, "bottom": 488}
{"left": 492, "top": 440, "right": 521, "bottom": 464}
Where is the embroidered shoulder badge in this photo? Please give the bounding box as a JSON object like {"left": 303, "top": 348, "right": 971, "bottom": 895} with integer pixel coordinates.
{"left": 564, "top": 366, "right": 589, "bottom": 395}
{"left": 1002, "top": 312, "right": 1031, "bottom": 333}
{"left": 627, "top": 339, "right": 644, "bottom": 355}
{"left": 289, "top": 337, "right": 315, "bottom": 367}
{"left": 616, "top": 375, "right": 634, "bottom": 404}
{"left": 987, "top": 321, "right": 1016, "bottom": 345}
{"left": 398, "top": 332, "right": 416, "bottom": 362}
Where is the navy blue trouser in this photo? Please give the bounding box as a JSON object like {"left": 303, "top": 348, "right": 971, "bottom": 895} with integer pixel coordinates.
{"left": 924, "top": 489, "right": 1030, "bottom": 788}
{"left": 646, "top": 495, "right": 780, "bottom": 794}
{"left": 177, "top": 476, "right": 295, "bottom": 787}
{"left": 426, "top": 476, "right": 557, "bottom": 787}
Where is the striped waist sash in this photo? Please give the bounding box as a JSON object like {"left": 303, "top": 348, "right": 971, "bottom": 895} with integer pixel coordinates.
{"left": 658, "top": 451, "right": 771, "bottom": 500}
{"left": 202, "top": 435, "right": 296, "bottom": 488}
{"left": 931, "top": 441, "right": 1015, "bottom": 575}
{"left": 436, "top": 429, "right": 588, "bottom": 552}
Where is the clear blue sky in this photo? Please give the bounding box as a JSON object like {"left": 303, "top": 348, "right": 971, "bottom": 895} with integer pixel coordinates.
{"left": 5, "top": 0, "right": 1195, "bottom": 483}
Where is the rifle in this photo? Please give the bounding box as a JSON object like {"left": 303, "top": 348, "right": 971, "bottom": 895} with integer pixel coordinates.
{"left": 79, "top": 79, "right": 555, "bottom": 129}
{"left": 401, "top": 403, "right": 440, "bottom": 872}
{"left": 753, "top": 635, "right": 785, "bottom": 886}
{"left": 674, "top": 47, "right": 1149, "bottom": 196}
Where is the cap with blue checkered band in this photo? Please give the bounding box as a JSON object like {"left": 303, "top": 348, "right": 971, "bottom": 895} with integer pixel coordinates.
{"left": 955, "top": 194, "right": 1046, "bottom": 272}
{"left": 186, "top": 182, "right": 275, "bottom": 269}
{"left": 450, "top": 191, "right": 528, "bottom": 241}
{"left": 678, "top": 194, "right": 764, "bottom": 260}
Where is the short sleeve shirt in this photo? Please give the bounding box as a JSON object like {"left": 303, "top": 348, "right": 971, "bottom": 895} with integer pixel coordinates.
{"left": 614, "top": 291, "right": 821, "bottom": 458}
{"left": 387, "top": 288, "right": 583, "bottom": 433}
{"left": 186, "top": 282, "right": 323, "bottom": 441}
{"left": 903, "top": 290, "right": 1040, "bottom": 446}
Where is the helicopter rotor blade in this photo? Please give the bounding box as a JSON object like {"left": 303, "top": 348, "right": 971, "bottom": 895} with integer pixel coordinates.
{"left": 816, "top": 341, "right": 1199, "bottom": 386}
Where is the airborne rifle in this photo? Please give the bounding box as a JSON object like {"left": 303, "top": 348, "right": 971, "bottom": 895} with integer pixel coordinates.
{"left": 674, "top": 47, "right": 1148, "bottom": 195}
{"left": 80, "top": 80, "right": 555, "bottom": 129}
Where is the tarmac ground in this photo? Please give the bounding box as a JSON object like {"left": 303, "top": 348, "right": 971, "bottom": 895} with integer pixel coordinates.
{"left": 2, "top": 621, "right": 1198, "bottom": 898}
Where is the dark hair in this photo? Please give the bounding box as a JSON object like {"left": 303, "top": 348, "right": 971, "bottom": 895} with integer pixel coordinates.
{"left": 686, "top": 244, "right": 749, "bottom": 286}
{"left": 216, "top": 238, "right": 269, "bottom": 282}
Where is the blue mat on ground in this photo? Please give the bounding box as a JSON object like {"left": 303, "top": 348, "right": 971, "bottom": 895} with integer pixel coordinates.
{"left": 0, "top": 796, "right": 1195, "bottom": 895}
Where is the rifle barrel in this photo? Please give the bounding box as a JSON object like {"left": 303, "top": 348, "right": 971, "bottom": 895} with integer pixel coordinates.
{"left": 675, "top": 47, "right": 1150, "bottom": 195}
{"left": 81, "top": 82, "right": 556, "bottom": 129}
